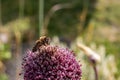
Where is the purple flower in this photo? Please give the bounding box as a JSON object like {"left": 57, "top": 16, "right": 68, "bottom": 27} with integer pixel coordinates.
{"left": 22, "top": 37, "right": 82, "bottom": 80}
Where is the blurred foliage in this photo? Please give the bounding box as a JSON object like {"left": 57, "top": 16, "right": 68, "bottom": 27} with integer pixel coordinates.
{"left": 92, "top": 0, "right": 120, "bottom": 78}
{"left": 0, "top": 42, "right": 11, "bottom": 79}
{"left": 0, "top": 30, "right": 11, "bottom": 80}
{"left": 0, "top": 0, "right": 120, "bottom": 80}
{"left": 0, "top": 74, "right": 8, "bottom": 80}
{"left": 94, "top": 0, "right": 120, "bottom": 27}
{"left": 1, "top": 0, "right": 38, "bottom": 23}
{"left": 45, "top": 0, "right": 97, "bottom": 38}
{"left": 0, "top": 43, "right": 11, "bottom": 60}
{"left": 1, "top": 0, "right": 97, "bottom": 39}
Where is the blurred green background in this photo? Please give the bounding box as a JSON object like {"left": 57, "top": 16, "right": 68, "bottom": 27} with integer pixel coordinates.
{"left": 0, "top": 0, "right": 120, "bottom": 80}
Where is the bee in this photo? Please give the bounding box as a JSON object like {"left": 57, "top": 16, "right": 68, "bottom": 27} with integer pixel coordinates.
{"left": 32, "top": 36, "right": 50, "bottom": 52}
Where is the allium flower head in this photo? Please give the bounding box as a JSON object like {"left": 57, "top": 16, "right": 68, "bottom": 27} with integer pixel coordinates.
{"left": 22, "top": 36, "right": 82, "bottom": 80}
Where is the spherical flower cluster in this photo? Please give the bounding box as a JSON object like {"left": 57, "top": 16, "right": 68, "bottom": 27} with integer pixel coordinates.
{"left": 22, "top": 45, "right": 81, "bottom": 80}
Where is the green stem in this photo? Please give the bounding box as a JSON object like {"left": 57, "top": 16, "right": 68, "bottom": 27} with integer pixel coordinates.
{"left": 19, "top": 0, "right": 24, "bottom": 18}
{"left": 39, "top": 0, "right": 44, "bottom": 36}
{"left": 0, "top": 0, "right": 2, "bottom": 26}
{"left": 93, "top": 64, "right": 98, "bottom": 80}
